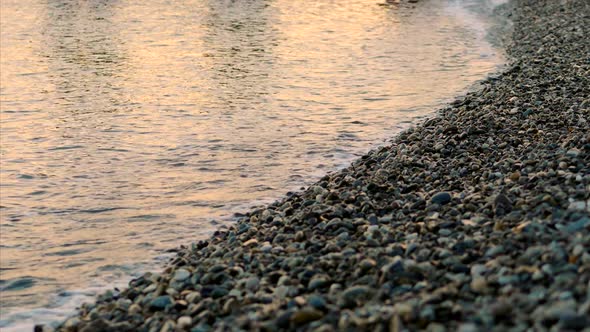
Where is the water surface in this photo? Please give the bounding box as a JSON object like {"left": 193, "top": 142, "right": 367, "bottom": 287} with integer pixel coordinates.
{"left": 0, "top": 0, "right": 505, "bottom": 329}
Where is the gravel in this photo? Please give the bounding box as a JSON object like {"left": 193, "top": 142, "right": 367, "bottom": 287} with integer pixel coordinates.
{"left": 44, "top": 0, "right": 589, "bottom": 331}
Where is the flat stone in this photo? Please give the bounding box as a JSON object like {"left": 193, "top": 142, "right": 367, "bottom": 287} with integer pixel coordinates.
{"left": 173, "top": 269, "right": 191, "bottom": 282}
{"left": 243, "top": 239, "right": 258, "bottom": 247}
{"left": 291, "top": 308, "right": 324, "bottom": 325}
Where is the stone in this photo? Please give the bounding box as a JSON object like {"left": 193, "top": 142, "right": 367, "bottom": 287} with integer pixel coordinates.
{"left": 485, "top": 245, "right": 505, "bottom": 257}
{"left": 64, "top": 318, "right": 81, "bottom": 329}
{"left": 470, "top": 277, "right": 488, "bottom": 293}
{"left": 470, "top": 264, "right": 487, "bottom": 277}
{"left": 559, "top": 313, "right": 589, "bottom": 330}
{"left": 339, "top": 285, "right": 372, "bottom": 307}
{"left": 359, "top": 258, "right": 377, "bottom": 271}
{"left": 426, "top": 323, "right": 446, "bottom": 332}
{"left": 186, "top": 292, "right": 201, "bottom": 304}
{"left": 509, "top": 171, "right": 521, "bottom": 181}
{"left": 308, "top": 276, "right": 330, "bottom": 290}
{"left": 243, "top": 239, "right": 258, "bottom": 247}
{"left": 457, "top": 323, "right": 479, "bottom": 332}
{"left": 566, "top": 149, "right": 580, "bottom": 157}
{"left": 291, "top": 308, "right": 324, "bottom": 325}
{"left": 244, "top": 277, "right": 260, "bottom": 291}
{"left": 128, "top": 303, "right": 142, "bottom": 314}
{"left": 260, "top": 242, "right": 273, "bottom": 253}
{"left": 149, "top": 296, "right": 172, "bottom": 311}
{"left": 160, "top": 320, "right": 175, "bottom": 332}
{"left": 568, "top": 201, "right": 587, "bottom": 211}
{"left": 308, "top": 295, "right": 327, "bottom": 310}
{"left": 211, "top": 287, "right": 229, "bottom": 299}
{"left": 431, "top": 192, "right": 452, "bottom": 205}
{"left": 177, "top": 316, "right": 192, "bottom": 330}
{"left": 173, "top": 269, "right": 191, "bottom": 282}
{"left": 223, "top": 297, "right": 240, "bottom": 314}
{"left": 564, "top": 217, "right": 590, "bottom": 233}
{"left": 494, "top": 193, "right": 512, "bottom": 216}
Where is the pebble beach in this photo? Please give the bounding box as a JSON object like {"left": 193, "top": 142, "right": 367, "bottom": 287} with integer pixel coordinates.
{"left": 49, "top": 0, "right": 589, "bottom": 331}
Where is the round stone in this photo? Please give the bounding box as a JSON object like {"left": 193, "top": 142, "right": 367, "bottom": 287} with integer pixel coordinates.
{"left": 173, "top": 269, "right": 191, "bottom": 281}
{"left": 431, "top": 192, "right": 452, "bottom": 205}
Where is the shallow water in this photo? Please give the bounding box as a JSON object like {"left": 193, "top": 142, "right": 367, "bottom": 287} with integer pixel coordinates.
{"left": 0, "top": 0, "right": 505, "bottom": 329}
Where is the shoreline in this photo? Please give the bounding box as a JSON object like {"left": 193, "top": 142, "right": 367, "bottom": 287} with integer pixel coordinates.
{"left": 50, "top": 0, "right": 589, "bottom": 331}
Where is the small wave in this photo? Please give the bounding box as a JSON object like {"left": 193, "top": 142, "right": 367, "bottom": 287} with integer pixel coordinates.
{"left": 47, "top": 145, "right": 84, "bottom": 151}
{"left": 78, "top": 207, "right": 129, "bottom": 214}
{"left": 0, "top": 276, "right": 54, "bottom": 292}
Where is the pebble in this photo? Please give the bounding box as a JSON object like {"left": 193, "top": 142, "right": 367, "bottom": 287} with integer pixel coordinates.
{"left": 128, "top": 304, "right": 142, "bottom": 315}
{"left": 340, "top": 285, "right": 371, "bottom": 307}
{"left": 291, "top": 308, "right": 324, "bottom": 325}
{"left": 559, "top": 313, "right": 589, "bottom": 330}
{"left": 470, "top": 277, "right": 488, "bottom": 293}
{"left": 566, "top": 149, "right": 581, "bottom": 157}
{"left": 260, "top": 242, "right": 273, "bottom": 253}
{"left": 308, "top": 276, "right": 330, "bottom": 290}
{"left": 173, "top": 269, "right": 191, "bottom": 281}
{"left": 244, "top": 277, "right": 260, "bottom": 291}
{"left": 308, "top": 295, "right": 327, "bottom": 310}
{"left": 359, "top": 258, "right": 377, "bottom": 271}
{"left": 177, "top": 316, "right": 192, "bottom": 330}
{"left": 485, "top": 245, "right": 505, "bottom": 257}
{"left": 63, "top": 318, "right": 80, "bottom": 329}
{"left": 470, "top": 264, "right": 487, "bottom": 277}
{"left": 149, "top": 296, "right": 172, "bottom": 311}
{"left": 431, "top": 192, "right": 452, "bottom": 205}
{"left": 211, "top": 287, "right": 228, "bottom": 299}
{"left": 457, "top": 323, "right": 479, "bottom": 332}
{"left": 242, "top": 239, "right": 258, "bottom": 247}
{"left": 186, "top": 292, "right": 201, "bottom": 304}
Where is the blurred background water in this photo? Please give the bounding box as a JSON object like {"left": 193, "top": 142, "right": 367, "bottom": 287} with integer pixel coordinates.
{"left": 0, "top": 0, "right": 506, "bottom": 329}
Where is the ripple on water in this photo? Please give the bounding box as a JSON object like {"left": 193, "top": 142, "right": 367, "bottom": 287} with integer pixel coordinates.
{"left": 42, "top": 248, "right": 91, "bottom": 257}
{"left": 0, "top": 277, "right": 38, "bottom": 292}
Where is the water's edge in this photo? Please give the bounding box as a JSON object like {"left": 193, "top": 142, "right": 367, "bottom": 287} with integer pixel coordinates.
{"left": 48, "top": 0, "right": 515, "bottom": 329}
{"left": 0, "top": 0, "right": 511, "bottom": 330}
{"left": 47, "top": 0, "right": 590, "bottom": 329}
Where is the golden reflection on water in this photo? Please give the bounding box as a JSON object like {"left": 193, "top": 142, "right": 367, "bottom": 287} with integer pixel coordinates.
{"left": 0, "top": 0, "right": 503, "bottom": 327}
